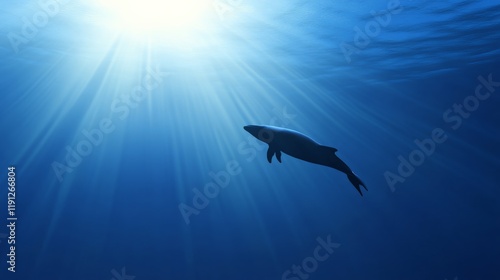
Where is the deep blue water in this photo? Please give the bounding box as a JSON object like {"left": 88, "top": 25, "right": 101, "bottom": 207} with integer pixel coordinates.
{"left": 0, "top": 0, "right": 499, "bottom": 279}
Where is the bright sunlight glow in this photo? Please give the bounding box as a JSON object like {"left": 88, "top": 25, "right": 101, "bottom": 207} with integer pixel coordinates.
{"left": 99, "top": 0, "right": 212, "bottom": 34}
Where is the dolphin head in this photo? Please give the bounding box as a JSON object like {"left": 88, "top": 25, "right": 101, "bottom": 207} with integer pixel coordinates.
{"left": 243, "top": 125, "right": 276, "bottom": 144}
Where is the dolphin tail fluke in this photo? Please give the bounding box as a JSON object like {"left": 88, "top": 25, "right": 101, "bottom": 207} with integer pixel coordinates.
{"left": 347, "top": 173, "right": 367, "bottom": 196}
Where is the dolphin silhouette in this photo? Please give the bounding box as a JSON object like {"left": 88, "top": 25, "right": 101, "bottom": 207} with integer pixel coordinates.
{"left": 243, "top": 125, "right": 367, "bottom": 196}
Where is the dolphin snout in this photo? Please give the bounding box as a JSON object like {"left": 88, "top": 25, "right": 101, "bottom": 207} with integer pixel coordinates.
{"left": 243, "top": 125, "right": 256, "bottom": 133}
{"left": 243, "top": 125, "right": 261, "bottom": 138}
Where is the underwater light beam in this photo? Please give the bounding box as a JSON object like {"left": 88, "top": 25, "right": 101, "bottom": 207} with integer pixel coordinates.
{"left": 98, "top": 0, "right": 212, "bottom": 34}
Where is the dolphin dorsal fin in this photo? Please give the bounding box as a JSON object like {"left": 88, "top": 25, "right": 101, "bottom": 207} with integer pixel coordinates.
{"left": 321, "top": 145, "right": 338, "bottom": 153}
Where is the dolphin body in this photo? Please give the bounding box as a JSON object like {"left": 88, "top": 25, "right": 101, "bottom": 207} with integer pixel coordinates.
{"left": 243, "top": 125, "right": 367, "bottom": 196}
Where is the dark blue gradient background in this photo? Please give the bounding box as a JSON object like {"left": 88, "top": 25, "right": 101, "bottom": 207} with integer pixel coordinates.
{"left": 0, "top": 0, "right": 499, "bottom": 279}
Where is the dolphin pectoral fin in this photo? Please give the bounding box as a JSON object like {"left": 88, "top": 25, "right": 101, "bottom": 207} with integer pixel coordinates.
{"left": 267, "top": 146, "right": 282, "bottom": 163}
{"left": 267, "top": 147, "right": 274, "bottom": 163}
